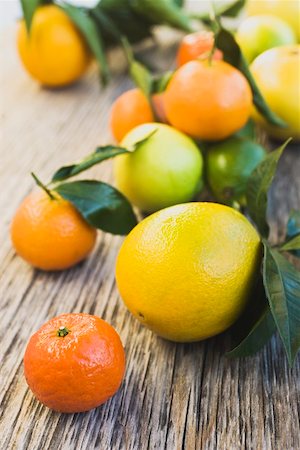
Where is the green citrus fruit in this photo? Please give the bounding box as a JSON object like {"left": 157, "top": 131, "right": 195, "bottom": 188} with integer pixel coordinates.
{"left": 113, "top": 123, "right": 203, "bottom": 212}
{"left": 116, "top": 202, "right": 262, "bottom": 342}
{"left": 206, "top": 137, "right": 266, "bottom": 205}
{"left": 236, "top": 14, "right": 296, "bottom": 63}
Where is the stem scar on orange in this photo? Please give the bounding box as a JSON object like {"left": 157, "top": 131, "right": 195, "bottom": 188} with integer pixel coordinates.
{"left": 10, "top": 189, "right": 97, "bottom": 271}
{"left": 24, "top": 313, "right": 126, "bottom": 413}
{"left": 164, "top": 60, "right": 253, "bottom": 141}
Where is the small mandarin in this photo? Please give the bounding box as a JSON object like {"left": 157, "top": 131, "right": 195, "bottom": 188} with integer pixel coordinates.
{"left": 11, "top": 189, "right": 97, "bottom": 271}
{"left": 164, "top": 60, "right": 253, "bottom": 141}
{"left": 176, "top": 30, "right": 223, "bottom": 66}
{"left": 24, "top": 313, "right": 126, "bottom": 413}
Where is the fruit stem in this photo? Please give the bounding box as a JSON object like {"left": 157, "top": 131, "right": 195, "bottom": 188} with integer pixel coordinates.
{"left": 57, "top": 326, "right": 70, "bottom": 337}
{"left": 31, "top": 172, "right": 56, "bottom": 200}
{"left": 208, "top": 0, "right": 219, "bottom": 66}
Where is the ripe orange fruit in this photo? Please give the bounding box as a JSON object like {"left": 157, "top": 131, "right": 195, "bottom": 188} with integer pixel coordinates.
{"left": 11, "top": 189, "right": 97, "bottom": 271}
{"left": 176, "top": 30, "right": 223, "bottom": 66}
{"left": 24, "top": 313, "right": 126, "bottom": 413}
{"left": 17, "top": 5, "right": 90, "bottom": 87}
{"left": 110, "top": 88, "right": 154, "bottom": 142}
{"left": 164, "top": 60, "right": 253, "bottom": 141}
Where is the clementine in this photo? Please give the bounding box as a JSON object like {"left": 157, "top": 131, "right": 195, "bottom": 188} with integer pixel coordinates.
{"left": 164, "top": 60, "right": 253, "bottom": 141}
{"left": 110, "top": 88, "right": 153, "bottom": 142}
{"left": 24, "top": 313, "right": 126, "bottom": 413}
{"left": 176, "top": 30, "right": 223, "bottom": 66}
{"left": 11, "top": 189, "right": 97, "bottom": 271}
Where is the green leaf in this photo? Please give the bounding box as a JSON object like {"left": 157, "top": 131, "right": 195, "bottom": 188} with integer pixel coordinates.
{"left": 227, "top": 273, "right": 276, "bottom": 358}
{"left": 246, "top": 139, "right": 291, "bottom": 237}
{"left": 121, "top": 38, "right": 153, "bottom": 98}
{"left": 59, "top": 3, "right": 109, "bottom": 84}
{"left": 234, "top": 119, "right": 257, "bottom": 140}
{"left": 152, "top": 71, "right": 174, "bottom": 94}
{"left": 130, "top": 0, "right": 193, "bottom": 32}
{"left": 190, "top": 0, "right": 246, "bottom": 21}
{"left": 227, "top": 306, "right": 275, "bottom": 358}
{"left": 54, "top": 180, "right": 137, "bottom": 235}
{"left": 280, "top": 234, "right": 300, "bottom": 253}
{"left": 215, "top": 27, "right": 287, "bottom": 128}
{"left": 263, "top": 242, "right": 300, "bottom": 366}
{"left": 20, "top": 0, "right": 45, "bottom": 32}
{"left": 51, "top": 146, "right": 129, "bottom": 182}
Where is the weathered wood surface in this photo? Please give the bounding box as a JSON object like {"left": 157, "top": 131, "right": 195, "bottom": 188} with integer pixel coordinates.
{"left": 1, "top": 28, "right": 300, "bottom": 450}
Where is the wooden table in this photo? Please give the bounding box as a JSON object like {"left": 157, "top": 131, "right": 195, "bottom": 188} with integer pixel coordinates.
{"left": 1, "top": 28, "right": 300, "bottom": 450}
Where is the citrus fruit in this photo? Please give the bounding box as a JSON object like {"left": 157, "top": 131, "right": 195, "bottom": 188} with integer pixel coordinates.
{"left": 246, "top": 0, "right": 300, "bottom": 41}
{"left": 206, "top": 137, "right": 267, "bottom": 205}
{"left": 164, "top": 60, "right": 253, "bottom": 141}
{"left": 11, "top": 189, "right": 97, "bottom": 271}
{"left": 24, "top": 313, "right": 126, "bottom": 413}
{"left": 17, "top": 5, "right": 90, "bottom": 87}
{"left": 176, "top": 30, "right": 223, "bottom": 66}
{"left": 113, "top": 123, "right": 203, "bottom": 212}
{"left": 236, "top": 15, "right": 296, "bottom": 62}
{"left": 250, "top": 45, "right": 300, "bottom": 140}
{"left": 116, "top": 202, "right": 262, "bottom": 342}
{"left": 110, "top": 88, "right": 154, "bottom": 142}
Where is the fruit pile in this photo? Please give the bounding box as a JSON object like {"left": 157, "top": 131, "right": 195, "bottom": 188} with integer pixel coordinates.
{"left": 12, "top": 0, "right": 300, "bottom": 413}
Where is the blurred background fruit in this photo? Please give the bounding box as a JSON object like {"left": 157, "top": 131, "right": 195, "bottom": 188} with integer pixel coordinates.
{"left": 236, "top": 14, "right": 296, "bottom": 62}
{"left": 164, "top": 60, "right": 253, "bottom": 141}
{"left": 110, "top": 89, "right": 154, "bottom": 142}
{"left": 206, "top": 137, "right": 267, "bottom": 205}
{"left": 176, "top": 30, "right": 223, "bottom": 66}
{"left": 116, "top": 202, "right": 262, "bottom": 342}
{"left": 251, "top": 45, "right": 300, "bottom": 140}
{"left": 17, "top": 5, "right": 90, "bottom": 87}
{"left": 24, "top": 314, "right": 125, "bottom": 413}
{"left": 11, "top": 189, "right": 97, "bottom": 271}
{"left": 246, "top": 0, "right": 300, "bottom": 41}
{"left": 114, "top": 123, "right": 203, "bottom": 212}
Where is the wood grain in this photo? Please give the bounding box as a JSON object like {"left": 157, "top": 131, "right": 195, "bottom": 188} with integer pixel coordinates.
{"left": 1, "top": 28, "right": 300, "bottom": 450}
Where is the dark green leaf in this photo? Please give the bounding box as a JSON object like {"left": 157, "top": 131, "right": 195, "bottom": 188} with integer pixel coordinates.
{"left": 59, "top": 3, "right": 109, "bottom": 84}
{"left": 280, "top": 234, "right": 300, "bottom": 253}
{"left": 51, "top": 146, "right": 129, "bottom": 182}
{"left": 227, "top": 273, "right": 275, "bottom": 357}
{"left": 227, "top": 307, "right": 275, "bottom": 358}
{"left": 263, "top": 242, "right": 300, "bottom": 366}
{"left": 20, "top": 0, "right": 46, "bottom": 32}
{"left": 152, "top": 71, "right": 174, "bottom": 94}
{"left": 215, "top": 27, "right": 287, "bottom": 127}
{"left": 234, "top": 119, "right": 257, "bottom": 140}
{"left": 285, "top": 210, "right": 300, "bottom": 257}
{"left": 55, "top": 180, "right": 137, "bottom": 235}
{"left": 246, "top": 139, "right": 291, "bottom": 237}
{"left": 91, "top": 6, "right": 123, "bottom": 43}
{"left": 130, "top": 0, "right": 193, "bottom": 32}
{"left": 98, "top": 0, "right": 153, "bottom": 44}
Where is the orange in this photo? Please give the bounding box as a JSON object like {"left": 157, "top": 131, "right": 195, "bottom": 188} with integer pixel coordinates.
{"left": 164, "top": 60, "right": 253, "bottom": 141}
{"left": 116, "top": 202, "right": 261, "bottom": 342}
{"left": 110, "top": 88, "right": 154, "bottom": 142}
{"left": 24, "top": 313, "right": 126, "bottom": 413}
{"left": 11, "top": 189, "right": 97, "bottom": 271}
{"left": 176, "top": 30, "right": 223, "bottom": 66}
{"left": 17, "top": 5, "right": 90, "bottom": 87}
